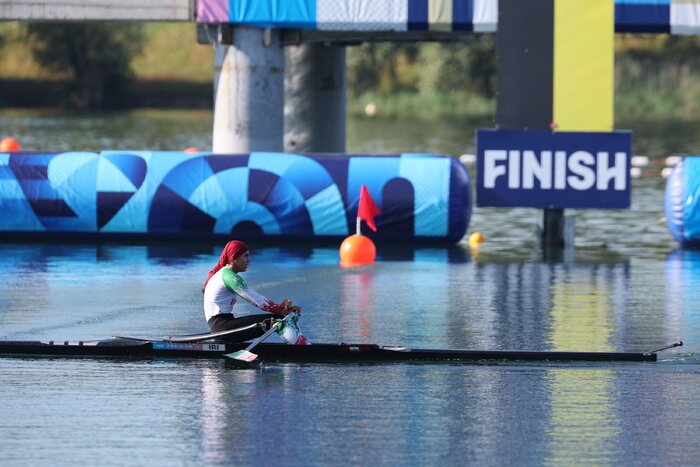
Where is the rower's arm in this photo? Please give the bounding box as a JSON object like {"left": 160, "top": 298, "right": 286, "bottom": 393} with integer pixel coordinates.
{"left": 238, "top": 287, "right": 287, "bottom": 315}
{"left": 221, "top": 268, "right": 287, "bottom": 315}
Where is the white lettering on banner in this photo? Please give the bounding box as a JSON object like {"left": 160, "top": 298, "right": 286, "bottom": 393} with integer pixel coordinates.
{"left": 484, "top": 150, "right": 506, "bottom": 188}
{"left": 483, "top": 150, "right": 628, "bottom": 191}
{"left": 523, "top": 150, "right": 550, "bottom": 189}
{"left": 568, "top": 151, "right": 595, "bottom": 190}
{"left": 597, "top": 151, "right": 627, "bottom": 190}
{"left": 555, "top": 151, "right": 566, "bottom": 189}
{"left": 508, "top": 150, "right": 520, "bottom": 188}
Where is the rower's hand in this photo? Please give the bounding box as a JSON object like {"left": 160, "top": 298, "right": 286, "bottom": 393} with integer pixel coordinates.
{"left": 281, "top": 299, "right": 301, "bottom": 315}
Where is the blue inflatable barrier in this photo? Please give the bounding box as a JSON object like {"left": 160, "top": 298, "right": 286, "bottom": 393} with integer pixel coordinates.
{"left": 0, "top": 151, "right": 471, "bottom": 243}
{"left": 664, "top": 157, "right": 700, "bottom": 247}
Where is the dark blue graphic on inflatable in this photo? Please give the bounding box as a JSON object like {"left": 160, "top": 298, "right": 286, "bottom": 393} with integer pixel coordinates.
{"left": 0, "top": 151, "right": 471, "bottom": 243}
{"left": 98, "top": 153, "right": 147, "bottom": 229}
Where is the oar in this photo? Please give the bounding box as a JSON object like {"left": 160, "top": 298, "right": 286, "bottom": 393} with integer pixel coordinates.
{"left": 224, "top": 313, "right": 295, "bottom": 362}
{"left": 647, "top": 341, "right": 683, "bottom": 354}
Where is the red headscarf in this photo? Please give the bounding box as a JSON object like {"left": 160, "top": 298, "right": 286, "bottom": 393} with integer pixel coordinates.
{"left": 202, "top": 240, "right": 250, "bottom": 290}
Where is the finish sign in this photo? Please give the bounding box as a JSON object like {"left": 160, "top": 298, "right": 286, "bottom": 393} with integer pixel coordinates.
{"left": 476, "top": 129, "right": 632, "bottom": 209}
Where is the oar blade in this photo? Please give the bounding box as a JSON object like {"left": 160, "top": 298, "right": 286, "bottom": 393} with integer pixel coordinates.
{"left": 225, "top": 349, "right": 259, "bottom": 362}
{"left": 223, "top": 313, "right": 298, "bottom": 362}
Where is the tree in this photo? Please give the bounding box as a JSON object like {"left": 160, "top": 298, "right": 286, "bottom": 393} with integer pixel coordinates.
{"left": 347, "top": 42, "right": 421, "bottom": 95}
{"left": 417, "top": 35, "right": 496, "bottom": 97}
{"left": 347, "top": 37, "right": 496, "bottom": 98}
{"left": 25, "top": 22, "right": 144, "bottom": 109}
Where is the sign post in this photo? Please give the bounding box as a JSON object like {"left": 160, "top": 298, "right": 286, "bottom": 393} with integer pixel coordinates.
{"left": 496, "top": 0, "right": 615, "bottom": 247}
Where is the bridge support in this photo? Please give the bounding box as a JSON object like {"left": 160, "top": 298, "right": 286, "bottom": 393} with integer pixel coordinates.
{"left": 284, "top": 43, "right": 347, "bottom": 153}
{"left": 212, "top": 26, "right": 284, "bottom": 153}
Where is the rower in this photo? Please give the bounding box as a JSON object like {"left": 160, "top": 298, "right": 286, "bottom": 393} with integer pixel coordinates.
{"left": 202, "top": 240, "right": 308, "bottom": 344}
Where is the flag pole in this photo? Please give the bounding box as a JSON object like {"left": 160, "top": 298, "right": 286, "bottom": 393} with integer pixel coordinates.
{"left": 339, "top": 184, "right": 378, "bottom": 268}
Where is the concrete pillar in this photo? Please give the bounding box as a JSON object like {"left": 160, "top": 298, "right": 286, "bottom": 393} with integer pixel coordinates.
{"left": 284, "top": 43, "right": 346, "bottom": 153}
{"left": 212, "top": 27, "right": 284, "bottom": 153}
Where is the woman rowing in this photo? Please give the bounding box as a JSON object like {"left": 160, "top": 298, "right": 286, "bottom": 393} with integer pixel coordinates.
{"left": 202, "top": 240, "right": 308, "bottom": 344}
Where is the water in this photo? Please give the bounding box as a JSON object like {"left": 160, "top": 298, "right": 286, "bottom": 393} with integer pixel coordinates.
{"left": 1, "top": 109, "right": 699, "bottom": 466}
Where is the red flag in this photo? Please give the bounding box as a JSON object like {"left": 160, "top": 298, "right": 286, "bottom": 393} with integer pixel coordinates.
{"left": 358, "top": 184, "right": 381, "bottom": 232}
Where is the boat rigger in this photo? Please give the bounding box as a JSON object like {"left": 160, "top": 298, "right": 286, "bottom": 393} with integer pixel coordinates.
{"left": 0, "top": 337, "right": 682, "bottom": 363}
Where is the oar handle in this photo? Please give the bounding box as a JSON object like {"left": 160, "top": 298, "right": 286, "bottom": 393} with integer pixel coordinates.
{"left": 241, "top": 312, "right": 296, "bottom": 352}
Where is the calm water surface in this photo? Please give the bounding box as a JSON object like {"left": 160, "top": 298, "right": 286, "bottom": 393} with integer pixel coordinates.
{"left": 0, "top": 109, "right": 699, "bottom": 466}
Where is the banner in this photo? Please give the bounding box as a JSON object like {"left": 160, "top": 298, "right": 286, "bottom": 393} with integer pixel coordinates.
{"left": 0, "top": 151, "right": 471, "bottom": 243}
{"left": 476, "top": 129, "right": 631, "bottom": 209}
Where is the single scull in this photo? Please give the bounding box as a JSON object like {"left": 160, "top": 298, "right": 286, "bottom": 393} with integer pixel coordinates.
{"left": 0, "top": 337, "right": 681, "bottom": 363}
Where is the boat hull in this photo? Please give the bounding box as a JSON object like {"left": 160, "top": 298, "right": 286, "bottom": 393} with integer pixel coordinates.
{"left": 0, "top": 338, "right": 657, "bottom": 362}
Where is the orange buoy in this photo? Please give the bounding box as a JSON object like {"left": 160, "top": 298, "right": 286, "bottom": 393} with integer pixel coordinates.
{"left": 184, "top": 147, "right": 200, "bottom": 153}
{"left": 339, "top": 234, "right": 376, "bottom": 268}
{"left": 0, "top": 137, "right": 21, "bottom": 152}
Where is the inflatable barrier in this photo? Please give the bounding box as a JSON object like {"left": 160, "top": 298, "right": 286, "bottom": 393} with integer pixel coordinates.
{"left": 0, "top": 151, "right": 471, "bottom": 243}
{"left": 665, "top": 157, "right": 700, "bottom": 247}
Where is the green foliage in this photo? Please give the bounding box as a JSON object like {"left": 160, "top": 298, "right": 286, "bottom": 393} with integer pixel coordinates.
{"left": 614, "top": 35, "right": 700, "bottom": 118}
{"left": 132, "top": 23, "right": 212, "bottom": 81}
{"left": 418, "top": 36, "right": 496, "bottom": 97}
{"left": 24, "top": 22, "right": 144, "bottom": 109}
{"left": 347, "top": 34, "right": 700, "bottom": 119}
{"left": 6, "top": 23, "right": 700, "bottom": 118}
{"left": 347, "top": 43, "right": 421, "bottom": 95}
{"left": 349, "top": 89, "right": 495, "bottom": 119}
{"left": 347, "top": 35, "right": 496, "bottom": 100}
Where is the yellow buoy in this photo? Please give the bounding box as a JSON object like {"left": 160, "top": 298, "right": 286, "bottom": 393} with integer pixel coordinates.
{"left": 468, "top": 232, "right": 484, "bottom": 246}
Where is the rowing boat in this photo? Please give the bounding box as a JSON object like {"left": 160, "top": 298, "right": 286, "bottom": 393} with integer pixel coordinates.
{"left": 0, "top": 336, "right": 678, "bottom": 363}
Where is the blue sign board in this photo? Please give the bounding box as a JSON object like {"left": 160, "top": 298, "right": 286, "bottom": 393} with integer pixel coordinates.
{"left": 476, "top": 129, "right": 632, "bottom": 209}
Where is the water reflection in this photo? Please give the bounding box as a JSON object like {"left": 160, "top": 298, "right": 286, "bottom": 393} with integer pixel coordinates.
{"left": 378, "top": 244, "right": 471, "bottom": 263}
{"left": 464, "top": 262, "right": 630, "bottom": 351}
{"left": 340, "top": 269, "right": 375, "bottom": 340}
{"left": 547, "top": 273, "right": 617, "bottom": 465}
{"left": 546, "top": 369, "right": 617, "bottom": 465}
{"left": 549, "top": 269, "right": 617, "bottom": 353}
{"left": 196, "top": 363, "right": 302, "bottom": 464}
{"left": 665, "top": 249, "right": 700, "bottom": 352}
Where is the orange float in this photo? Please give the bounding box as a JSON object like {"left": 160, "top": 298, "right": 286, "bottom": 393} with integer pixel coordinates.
{"left": 339, "top": 234, "right": 376, "bottom": 268}
{"left": 0, "top": 137, "right": 21, "bottom": 152}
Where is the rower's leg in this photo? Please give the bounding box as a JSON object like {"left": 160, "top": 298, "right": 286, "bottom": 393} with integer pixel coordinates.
{"left": 207, "top": 314, "right": 274, "bottom": 343}
{"left": 278, "top": 314, "right": 311, "bottom": 345}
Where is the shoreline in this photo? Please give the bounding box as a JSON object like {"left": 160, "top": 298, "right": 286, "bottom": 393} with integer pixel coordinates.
{"left": 0, "top": 78, "right": 213, "bottom": 109}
